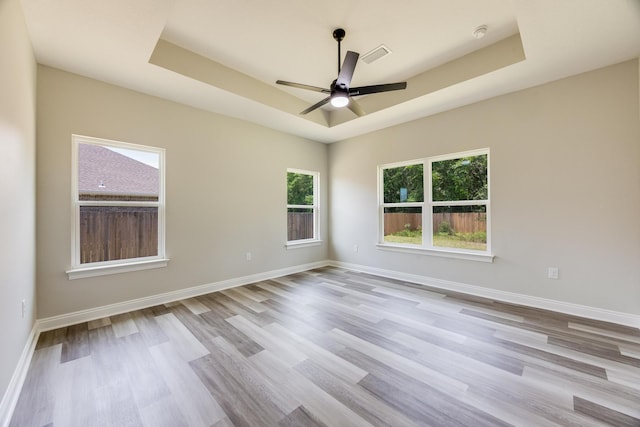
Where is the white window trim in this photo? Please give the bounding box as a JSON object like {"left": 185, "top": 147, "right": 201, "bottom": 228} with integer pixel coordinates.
{"left": 67, "top": 134, "right": 168, "bottom": 279}
{"left": 376, "top": 243, "right": 495, "bottom": 263}
{"left": 66, "top": 258, "right": 169, "bottom": 280}
{"left": 286, "top": 168, "right": 321, "bottom": 247}
{"left": 378, "top": 148, "right": 493, "bottom": 262}
{"left": 285, "top": 239, "right": 323, "bottom": 250}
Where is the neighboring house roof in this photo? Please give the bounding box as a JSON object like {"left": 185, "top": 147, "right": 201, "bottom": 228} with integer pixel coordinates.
{"left": 78, "top": 143, "right": 158, "bottom": 196}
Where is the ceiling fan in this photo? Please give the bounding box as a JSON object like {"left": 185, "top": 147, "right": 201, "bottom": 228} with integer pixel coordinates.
{"left": 276, "top": 28, "right": 407, "bottom": 117}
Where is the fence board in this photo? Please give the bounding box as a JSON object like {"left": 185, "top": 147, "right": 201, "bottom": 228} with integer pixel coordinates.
{"left": 383, "top": 213, "right": 421, "bottom": 235}
{"left": 434, "top": 212, "right": 486, "bottom": 234}
{"left": 384, "top": 212, "right": 486, "bottom": 235}
{"left": 288, "top": 212, "right": 313, "bottom": 241}
{"left": 79, "top": 206, "right": 158, "bottom": 263}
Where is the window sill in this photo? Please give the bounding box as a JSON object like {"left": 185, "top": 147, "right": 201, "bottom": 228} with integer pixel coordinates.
{"left": 66, "top": 258, "right": 170, "bottom": 280}
{"left": 286, "top": 239, "right": 323, "bottom": 250}
{"left": 376, "top": 243, "right": 494, "bottom": 263}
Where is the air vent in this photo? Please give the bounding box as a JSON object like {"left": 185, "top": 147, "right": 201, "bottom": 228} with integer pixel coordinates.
{"left": 361, "top": 44, "right": 392, "bottom": 64}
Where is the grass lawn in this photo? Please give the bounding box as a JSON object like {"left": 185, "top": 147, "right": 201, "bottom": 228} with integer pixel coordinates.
{"left": 384, "top": 232, "right": 486, "bottom": 251}
{"left": 384, "top": 234, "right": 422, "bottom": 245}
{"left": 433, "top": 234, "right": 486, "bottom": 251}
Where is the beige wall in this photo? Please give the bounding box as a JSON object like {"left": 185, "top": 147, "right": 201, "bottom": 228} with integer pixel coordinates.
{"left": 329, "top": 60, "right": 640, "bottom": 315}
{"left": 36, "top": 66, "right": 328, "bottom": 318}
{"left": 0, "top": 0, "right": 37, "bottom": 405}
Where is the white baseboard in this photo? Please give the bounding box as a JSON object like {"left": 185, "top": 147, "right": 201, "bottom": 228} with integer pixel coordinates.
{"left": 0, "top": 323, "right": 39, "bottom": 427}
{"left": 329, "top": 260, "right": 640, "bottom": 328}
{"left": 38, "top": 258, "right": 640, "bottom": 332}
{"left": 38, "top": 260, "right": 331, "bottom": 332}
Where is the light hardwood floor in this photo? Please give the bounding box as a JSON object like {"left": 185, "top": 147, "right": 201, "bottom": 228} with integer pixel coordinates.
{"left": 10, "top": 267, "right": 640, "bottom": 426}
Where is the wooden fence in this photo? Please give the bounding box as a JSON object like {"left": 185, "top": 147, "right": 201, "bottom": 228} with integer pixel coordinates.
{"left": 384, "top": 213, "right": 422, "bottom": 235}
{"left": 288, "top": 212, "right": 314, "bottom": 241}
{"left": 79, "top": 206, "right": 158, "bottom": 263}
{"left": 81, "top": 209, "right": 312, "bottom": 262}
{"left": 384, "top": 212, "right": 486, "bottom": 235}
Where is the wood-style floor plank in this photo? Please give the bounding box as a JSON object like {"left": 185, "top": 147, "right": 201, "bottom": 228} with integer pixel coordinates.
{"left": 179, "top": 297, "right": 211, "bottom": 315}
{"left": 110, "top": 312, "right": 139, "bottom": 338}
{"left": 60, "top": 322, "right": 90, "bottom": 363}
{"left": 130, "top": 308, "right": 169, "bottom": 347}
{"left": 574, "top": 396, "right": 640, "bottom": 427}
{"left": 225, "top": 314, "right": 308, "bottom": 368}
{"left": 248, "top": 349, "right": 373, "bottom": 427}
{"left": 11, "top": 267, "right": 640, "bottom": 426}
{"left": 118, "top": 332, "right": 172, "bottom": 410}
{"left": 9, "top": 345, "right": 61, "bottom": 427}
{"left": 52, "top": 355, "right": 98, "bottom": 426}
{"left": 293, "top": 358, "right": 419, "bottom": 427}
{"left": 138, "top": 395, "right": 189, "bottom": 427}
{"left": 278, "top": 405, "right": 327, "bottom": 427}
{"left": 153, "top": 312, "right": 209, "bottom": 361}
{"left": 94, "top": 378, "right": 143, "bottom": 427}
{"left": 149, "top": 342, "right": 226, "bottom": 426}
{"left": 190, "top": 338, "right": 289, "bottom": 426}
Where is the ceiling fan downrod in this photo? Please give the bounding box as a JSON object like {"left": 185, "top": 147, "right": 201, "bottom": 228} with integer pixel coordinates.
{"left": 333, "top": 28, "right": 345, "bottom": 74}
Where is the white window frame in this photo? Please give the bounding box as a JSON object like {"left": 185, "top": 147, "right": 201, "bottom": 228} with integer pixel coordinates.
{"left": 286, "top": 168, "right": 321, "bottom": 248}
{"left": 377, "top": 148, "right": 493, "bottom": 263}
{"left": 67, "top": 135, "right": 168, "bottom": 279}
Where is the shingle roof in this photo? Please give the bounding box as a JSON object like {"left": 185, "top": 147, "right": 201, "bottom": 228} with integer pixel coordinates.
{"left": 78, "top": 143, "right": 159, "bottom": 196}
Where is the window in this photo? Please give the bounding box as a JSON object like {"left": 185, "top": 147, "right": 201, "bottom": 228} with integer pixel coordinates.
{"left": 381, "top": 162, "right": 424, "bottom": 246}
{"left": 287, "top": 169, "right": 319, "bottom": 245}
{"left": 379, "top": 149, "right": 491, "bottom": 260}
{"left": 68, "top": 135, "right": 167, "bottom": 278}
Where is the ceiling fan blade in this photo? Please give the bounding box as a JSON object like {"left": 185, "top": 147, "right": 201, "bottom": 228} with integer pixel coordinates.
{"left": 349, "top": 82, "right": 407, "bottom": 96}
{"left": 276, "top": 80, "right": 330, "bottom": 94}
{"left": 300, "top": 96, "right": 331, "bottom": 115}
{"left": 347, "top": 98, "right": 366, "bottom": 117}
{"left": 336, "top": 51, "right": 359, "bottom": 87}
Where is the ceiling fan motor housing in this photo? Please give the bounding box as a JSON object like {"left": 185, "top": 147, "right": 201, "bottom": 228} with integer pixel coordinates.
{"left": 275, "top": 27, "right": 407, "bottom": 116}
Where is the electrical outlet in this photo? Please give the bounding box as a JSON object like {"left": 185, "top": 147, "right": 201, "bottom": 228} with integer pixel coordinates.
{"left": 246, "top": 252, "right": 252, "bottom": 261}
{"left": 353, "top": 244, "right": 358, "bottom": 253}
{"left": 21, "top": 299, "right": 26, "bottom": 318}
{"left": 548, "top": 267, "right": 559, "bottom": 279}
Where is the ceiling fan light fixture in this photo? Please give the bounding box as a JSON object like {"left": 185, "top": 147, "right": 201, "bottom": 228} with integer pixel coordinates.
{"left": 330, "top": 94, "right": 349, "bottom": 108}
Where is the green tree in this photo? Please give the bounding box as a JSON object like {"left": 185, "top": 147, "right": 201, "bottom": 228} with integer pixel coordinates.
{"left": 383, "top": 164, "right": 424, "bottom": 203}
{"left": 432, "top": 154, "right": 487, "bottom": 203}
{"left": 287, "top": 172, "right": 314, "bottom": 205}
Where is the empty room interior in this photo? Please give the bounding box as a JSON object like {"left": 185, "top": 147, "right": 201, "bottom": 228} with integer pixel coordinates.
{"left": 2, "top": 0, "right": 640, "bottom": 425}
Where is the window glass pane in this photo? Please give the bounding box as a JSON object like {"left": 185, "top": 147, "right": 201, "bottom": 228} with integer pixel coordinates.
{"left": 432, "top": 154, "right": 487, "bottom": 202}
{"left": 432, "top": 205, "right": 486, "bottom": 251}
{"left": 287, "top": 172, "right": 314, "bottom": 205}
{"left": 383, "top": 207, "right": 422, "bottom": 245}
{"left": 78, "top": 143, "right": 159, "bottom": 202}
{"left": 383, "top": 164, "right": 424, "bottom": 203}
{"left": 79, "top": 206, "right": 158, "bottom": 263}
{"left": 287, "top": 208, "right": 314, "bottom": 241}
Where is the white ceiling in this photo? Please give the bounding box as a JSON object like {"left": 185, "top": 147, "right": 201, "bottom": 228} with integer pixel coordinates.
{"left": 20, "top": 0, "right": 640, "bottom": 143}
